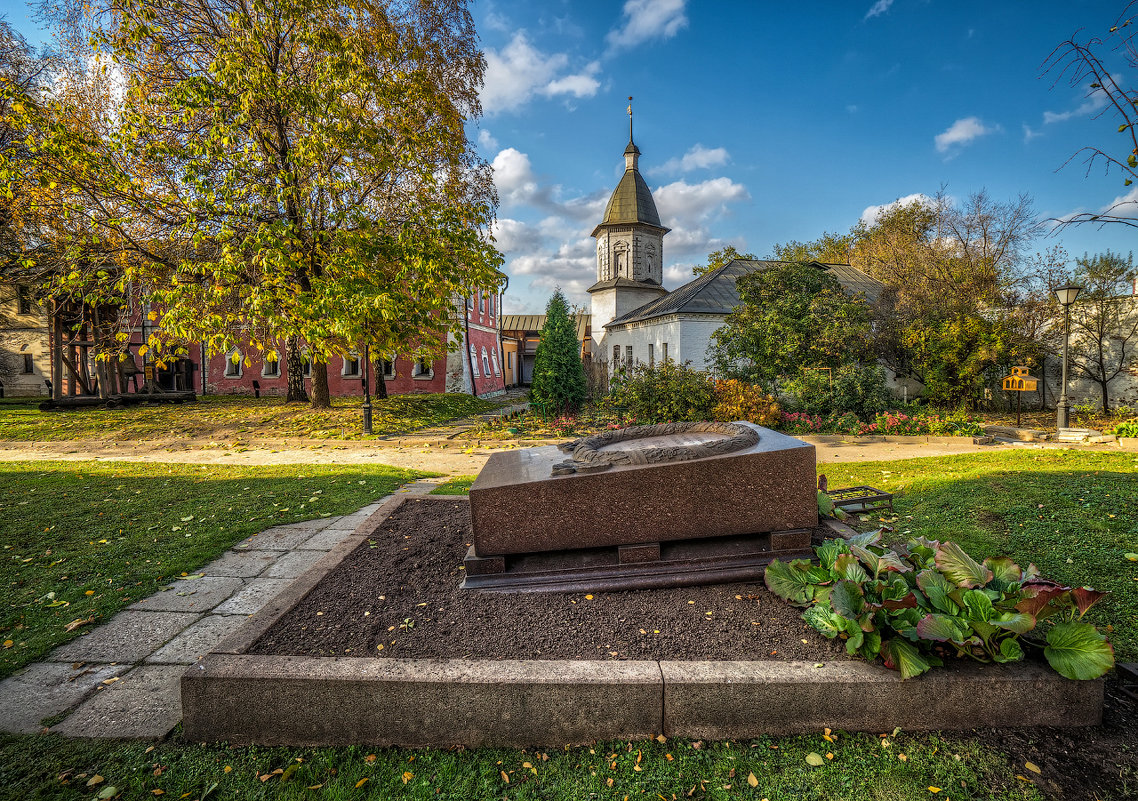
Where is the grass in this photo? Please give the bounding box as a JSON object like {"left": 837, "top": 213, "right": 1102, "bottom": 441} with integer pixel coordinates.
{"left": 826, "top": 449, "right": 1138, "bottom": 661}
{"left": 429, "top": 475, "right": 476, "bottom": 495}
{"left": 0, "top": 393, "right": 501, "bottom": 443}
{"left": 0, "top": 461, "right": 430, "bottom": 678}
{"left": 2, "top": 449, "right": 1136, "bottom": 799}
{"left": 0, "top": 729, "right": 1043, "bottom": 801}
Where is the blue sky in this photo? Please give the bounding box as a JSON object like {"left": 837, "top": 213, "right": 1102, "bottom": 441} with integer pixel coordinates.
{"left": 5, "top": 0, "right": 1136, "bottom": 313}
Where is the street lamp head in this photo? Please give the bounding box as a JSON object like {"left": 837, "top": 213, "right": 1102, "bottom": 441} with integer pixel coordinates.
{"left": 1054, "top": 284, "right": 1083, "bottom": 306}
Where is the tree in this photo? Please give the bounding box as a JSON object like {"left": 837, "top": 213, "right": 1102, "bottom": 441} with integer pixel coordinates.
{"left": 692, "top": 245, "right": 755, "bottom": 276}
{"left": 1044, "top": 3, "right": 1138, "bottom": 228}
{"left": 709, "top": 261, "right": 873, "bottom": 388}
{"left": 1, "top": 0, "right": 502, "bottom": 408}
{"left": 529, "top": 289, "right": 586, "bottom": 413}
{"left": 1065, "top": 251, "right": 1138, "bottom": 410}
{"left": 769, "top": 231, "right": 853, "bottom": 264}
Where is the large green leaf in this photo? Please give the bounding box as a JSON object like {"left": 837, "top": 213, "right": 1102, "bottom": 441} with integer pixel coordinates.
{"left": 815, "top": 539, "right": 845, "bottom": 571}
{"left": 991, "top": 611, "right": 1036, "bottom": 635}
{"left": 834, "top": 553, "right": 870, "bottom": 583}
{"left": 915, "top": 613, "right": 967, "bottom": 644}
{"left": 764, "top": 559, "right": 820, "bottom": 605}
{"left": 934, "top": 542, "right": 993, "bottom": 588}
{"left": 1044, "top": 621, "right": 1115, "bottom": 680}
{"left": 960, "top": 589, "right": 994, "bottom": 623}
{"left": 850, "top": 544, "right": 909, "bottom": 577}
{"left": 803, "top": 605, "right": 844, "bottom": 638}
{"left": 984, "top": 556, "right": 1023, "bottom": 590}
{"left": 845, "top": 529, "right": 883, "bottom": 549}
{"left": 859, "top": 629, "right": 883, "bottom": 661}
{"left": 916, "top": 570, "right": 959, "bottom": 615}
{"left": 829, "top": 579, "right": 866, "bottom": 619}
{"left": 993, "top": 636, "right": 1024, "bottom": 664}
{"left": 881, "top": 638, "right": 933, "bottom": 680}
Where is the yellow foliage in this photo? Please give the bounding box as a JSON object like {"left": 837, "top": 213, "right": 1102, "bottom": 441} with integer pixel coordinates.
{"left": 712, "top": 380, "right": 781, "bottom": 426}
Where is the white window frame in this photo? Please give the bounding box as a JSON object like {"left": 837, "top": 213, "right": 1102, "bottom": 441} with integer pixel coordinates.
{"left": 381, "top": 356, "right": 396, "bottom": 380}
{"left": 262, "top": 352, "right": 280, "bottom": 378}
{"left": 648, "top": 343, "right": 654, "bottom": 366}
{"left": 491, "top": 351, "right": 501, "bottom": 376}
{"left": 412, "top": 357, "right": 433, "bottom": 379}
{"left": 225, "top": 348, "right": 243, "bottom": 378}
{"left": 341, "top": 353, "right": 361, "bottom": 378}
{"left": 470, "top": 344, "right": 480, "bottom": 377}
{"left": 481, "top": 347, "right": 491, "bottom": 378}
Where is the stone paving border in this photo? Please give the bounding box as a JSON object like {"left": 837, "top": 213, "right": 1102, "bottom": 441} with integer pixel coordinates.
{"left": 0, "top": 478, "right": 445, "bottom": 738}
{"left": 181, "top": 495, "right": 1104, "bottom": 749}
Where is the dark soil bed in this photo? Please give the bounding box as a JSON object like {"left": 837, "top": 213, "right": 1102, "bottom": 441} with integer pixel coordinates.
{"left": 249, "top": 497, "right": 846, "bottom": 662}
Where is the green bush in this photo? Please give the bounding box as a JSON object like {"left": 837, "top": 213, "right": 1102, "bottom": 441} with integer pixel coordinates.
{"left": 529, "top": 290, "right": 587, "bottom": 414}
{"left": 607, "top": 360, "right": 715, "bottom": 423}
{"left": 780, "top": 363, "right": 894, "bottom": 419}
{"left": 1112, "top": 420, "right": 1138, "bottom": 437}
{"left": 765, "top": 531, "right": 1114, "bottom": 681}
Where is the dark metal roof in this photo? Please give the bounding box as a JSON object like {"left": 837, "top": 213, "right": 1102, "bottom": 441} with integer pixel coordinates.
{"left": 605, "top": 259, "right": 886, "bottom": 328}
{"left": 501, "top": 314, "right": 590, "bottom": 342}
{"left": 598, "top": 169, "right": 663, "bottom": 228}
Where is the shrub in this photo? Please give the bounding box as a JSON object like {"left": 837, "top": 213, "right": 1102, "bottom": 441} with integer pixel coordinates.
{"left": 781, "top": 363, "right": 893, "bottom": 419}
{"left": 1112, "top": 420, "right": 1138, "bottom": 437}
{"left": 607, "top": 360, "right": 715, "bottom": 423}
{"left": 765, "top": 531, "right": 1114, "bottom": 681}
{"left": 712, "top": 379, "right": 781, "bottom": 425}
{"left": 529, "top": 290, "right": 586, "bottom": 414}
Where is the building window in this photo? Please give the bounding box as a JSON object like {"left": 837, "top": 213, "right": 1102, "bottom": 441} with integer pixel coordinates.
{"left": 481, "top": 293, "right": 488, "bottom": 314}
{"left": 262, "top": 354, "right": 280, "bottom": 378}
{"left": 506, "top": 351, "right": 513, "bottom": 369}
{"left": 662, "top": 342, "right": 669, "bottom": 362}
{"left": 613, "top": 345, "right": 620, "bottom": 365}
{"left": 470, "top": 292, "right": 477, "bottom": 317}
{"left": 492, "top": 351, "right": 501, "bottom": 376}
{"left": 16, "top": 285, "right": 32, "bottom": 315}
{"left": 22, "top": 354, "right": 34, "bottom": 374}
{"left": 625, "top": 345, "right": 633, "bottom": 367}
{"left": 381, "top": 357, "right": 395, "bottom": 379}
{"left": 342, "top": 354, "right": 360, "bottom": 377}
{"left": 648, "top": 343, "right": 654, "bottom": 366}
{"left": 413, "top": 358, "right": 433, "bottom": 379}
{"left": 481, "top": 347, "right": 491, "bottom": 378}
{"left": 470, "top": 345, "right": 480, "bottom": 377}
{"left": 225, "top": 349, "right": 242, "bottom": 378}
{"left": 301, "top": 353, "right": 312, "bottom": 378}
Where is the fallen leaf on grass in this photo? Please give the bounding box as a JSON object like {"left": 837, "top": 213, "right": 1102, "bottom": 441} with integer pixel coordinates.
{"left": 355, "top": 778, "right": 369, "bottom": 788}
{"left": 805, "top": 753, "right": 825, "bottom": 767}
{"left": 64, "top": 616, "right": 95, "bottom": 632}
{"left": 97, "top": 786, "right": 117, "bottom": 799}
{"left": 87, "top": 775, "right": 104, "bottom": 787}
{"left": 2, "top": 640, "right": 12, "bottom": 648}
{"left": 402, "top": 772, "right": 413, "bottom": 784}
{"left": 1025, "top": 761, "right": 1041, "bottom": 774}
{"left": 747, "top": 773, "right": 758, "bottom": 787}
{"left": 928, "top": 788, "right": 942, "bottom": 794}
{"left": 500, "top": 771, "right": 510, "bottom": 783}
{"left": 151, "top": 790, "right": 164, "bottom": 796}
{"left": 223, "top": 766, "right": 231, "bottom": 773}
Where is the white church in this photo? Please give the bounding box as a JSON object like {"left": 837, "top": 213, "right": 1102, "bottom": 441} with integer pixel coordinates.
{"left": 587, "top": 128, "right": 885, "bottom": 372}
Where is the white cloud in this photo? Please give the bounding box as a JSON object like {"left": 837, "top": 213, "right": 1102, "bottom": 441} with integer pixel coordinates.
{"left": 606, "top": 0, "right": 688, "bottom": 49}
{"left": 1042, "top": 84, "right": 1110, "bottom": 124}
{"left": 654, "top": 177, "right": 750, "bottom": 222}
{"left": 859, "top": 193, "right": 936, "bottom": 226}
{"left": 934, "top": 116, "right": 994, "bottom": 153}
{"left": 491, "top": 148, "right": 541, "bottom": 206}
{"left": 649, "top": 144, "right": 730, "bottom": 175}
{"left": 864, "top": 0, "right": 895, "bottom": 21}
{"left": 481, "top": 32, "right": 600, "bottom": 114}
{"left": 1022, "top": 124, "right": 1042, "bottom": 143}
{"left": 477, "top": 129, "right": 498, "bottom": 151}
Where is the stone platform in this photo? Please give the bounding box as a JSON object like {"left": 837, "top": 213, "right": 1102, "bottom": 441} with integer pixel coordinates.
{"left": 468, "top": 423, "right": 816, "bottom": 558}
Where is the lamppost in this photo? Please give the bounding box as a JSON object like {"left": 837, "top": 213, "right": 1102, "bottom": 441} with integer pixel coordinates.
{"left": 361, "top": 343, "right": 373, "bottom": 435}
{"left": 1054, "top": 283, "right": 1083, "bottom": 430}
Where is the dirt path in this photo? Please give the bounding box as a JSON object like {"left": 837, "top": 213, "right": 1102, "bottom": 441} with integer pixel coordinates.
{"left": 0, "top": 434, "right": 1050, "bottom": 475}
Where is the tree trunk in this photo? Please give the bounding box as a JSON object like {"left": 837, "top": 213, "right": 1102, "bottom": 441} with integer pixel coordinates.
{"left": 1100, "top": 379, "right": 1110, "bottom": 413}
{"left": 285, "top": 336, "right": 308, "bottom": 403}
{"left": 310, "top": 360, "right": 331, "bottom": 409}
{"left": 374, "top": 359, "right": 388, "bottom": 399}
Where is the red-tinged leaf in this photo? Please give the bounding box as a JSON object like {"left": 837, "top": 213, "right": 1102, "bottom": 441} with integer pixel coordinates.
{"left": 1071, "top": 586, "right": 1109, "bottom": 617}
{"left": 934, "top": 542, "right": 992, "bottom": 588}
{"left": 1015, "top": 584, "right": 1069, "bottom": 618}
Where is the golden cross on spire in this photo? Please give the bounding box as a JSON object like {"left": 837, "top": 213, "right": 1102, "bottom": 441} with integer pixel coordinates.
{"left": 627, "top": 96, "right": 633, "bottom": 140}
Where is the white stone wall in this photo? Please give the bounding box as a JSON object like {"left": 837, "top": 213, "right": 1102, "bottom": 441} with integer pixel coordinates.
{"left": 599, "top": 315, "right": 726, "bottom": 373}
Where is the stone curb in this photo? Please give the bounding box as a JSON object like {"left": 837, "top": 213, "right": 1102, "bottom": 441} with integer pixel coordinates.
{"left": 181, "top": 497, "right": 1104, "bottom": 748}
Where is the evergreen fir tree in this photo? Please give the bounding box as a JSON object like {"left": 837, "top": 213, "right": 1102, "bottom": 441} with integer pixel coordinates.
{"left": 530, "top": 289, "right": 587, "bottom": 413}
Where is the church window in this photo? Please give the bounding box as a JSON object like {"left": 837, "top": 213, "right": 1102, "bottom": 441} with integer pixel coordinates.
{"left": 614, "top": 242, "right": 628, "bottom": 278}
{"left": 613, "top": 345, "right": 620, "bottom": 365}
{"left": 662, "top": 342, "right": 669, "bottom": 362}
{"left": 625, "top": 345, "right": 633, "bottom": 367}
{"left": 470, "top": 345, "right": 480, "bottom": 377}
{"left": 648, "top": 343, "right": 654, "bottom": 366}
{"left": 481, "top": 347, "right": 491, "bottom": 377}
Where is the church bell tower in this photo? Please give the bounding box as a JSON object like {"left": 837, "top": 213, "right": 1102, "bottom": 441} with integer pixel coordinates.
{"left": 589, "top": 99, "right": 670, "bottom": 357}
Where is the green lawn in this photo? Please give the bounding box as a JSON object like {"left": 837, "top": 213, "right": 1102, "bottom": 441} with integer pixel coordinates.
{"left": 0, "top": 393, "right": 499, "bottom": 443}
{"left": 0, "top": 728, "right": 1041, "bottom": 801}
{"left": 429, "top": 475, "right": 477, "bottom": 495}
{"left": 0, "top": 461, "right": 430, "bottom": 677}
{"left": 828, "top": 449, "right": 1138, "bottom": 661}
{"left": 2, "top": 449, "right": 1136, "bottom": 800}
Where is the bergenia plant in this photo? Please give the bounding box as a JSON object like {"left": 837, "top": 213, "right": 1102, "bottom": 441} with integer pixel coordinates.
{"left": 764, "top": 531, "right": 1114, "bottom": 680}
